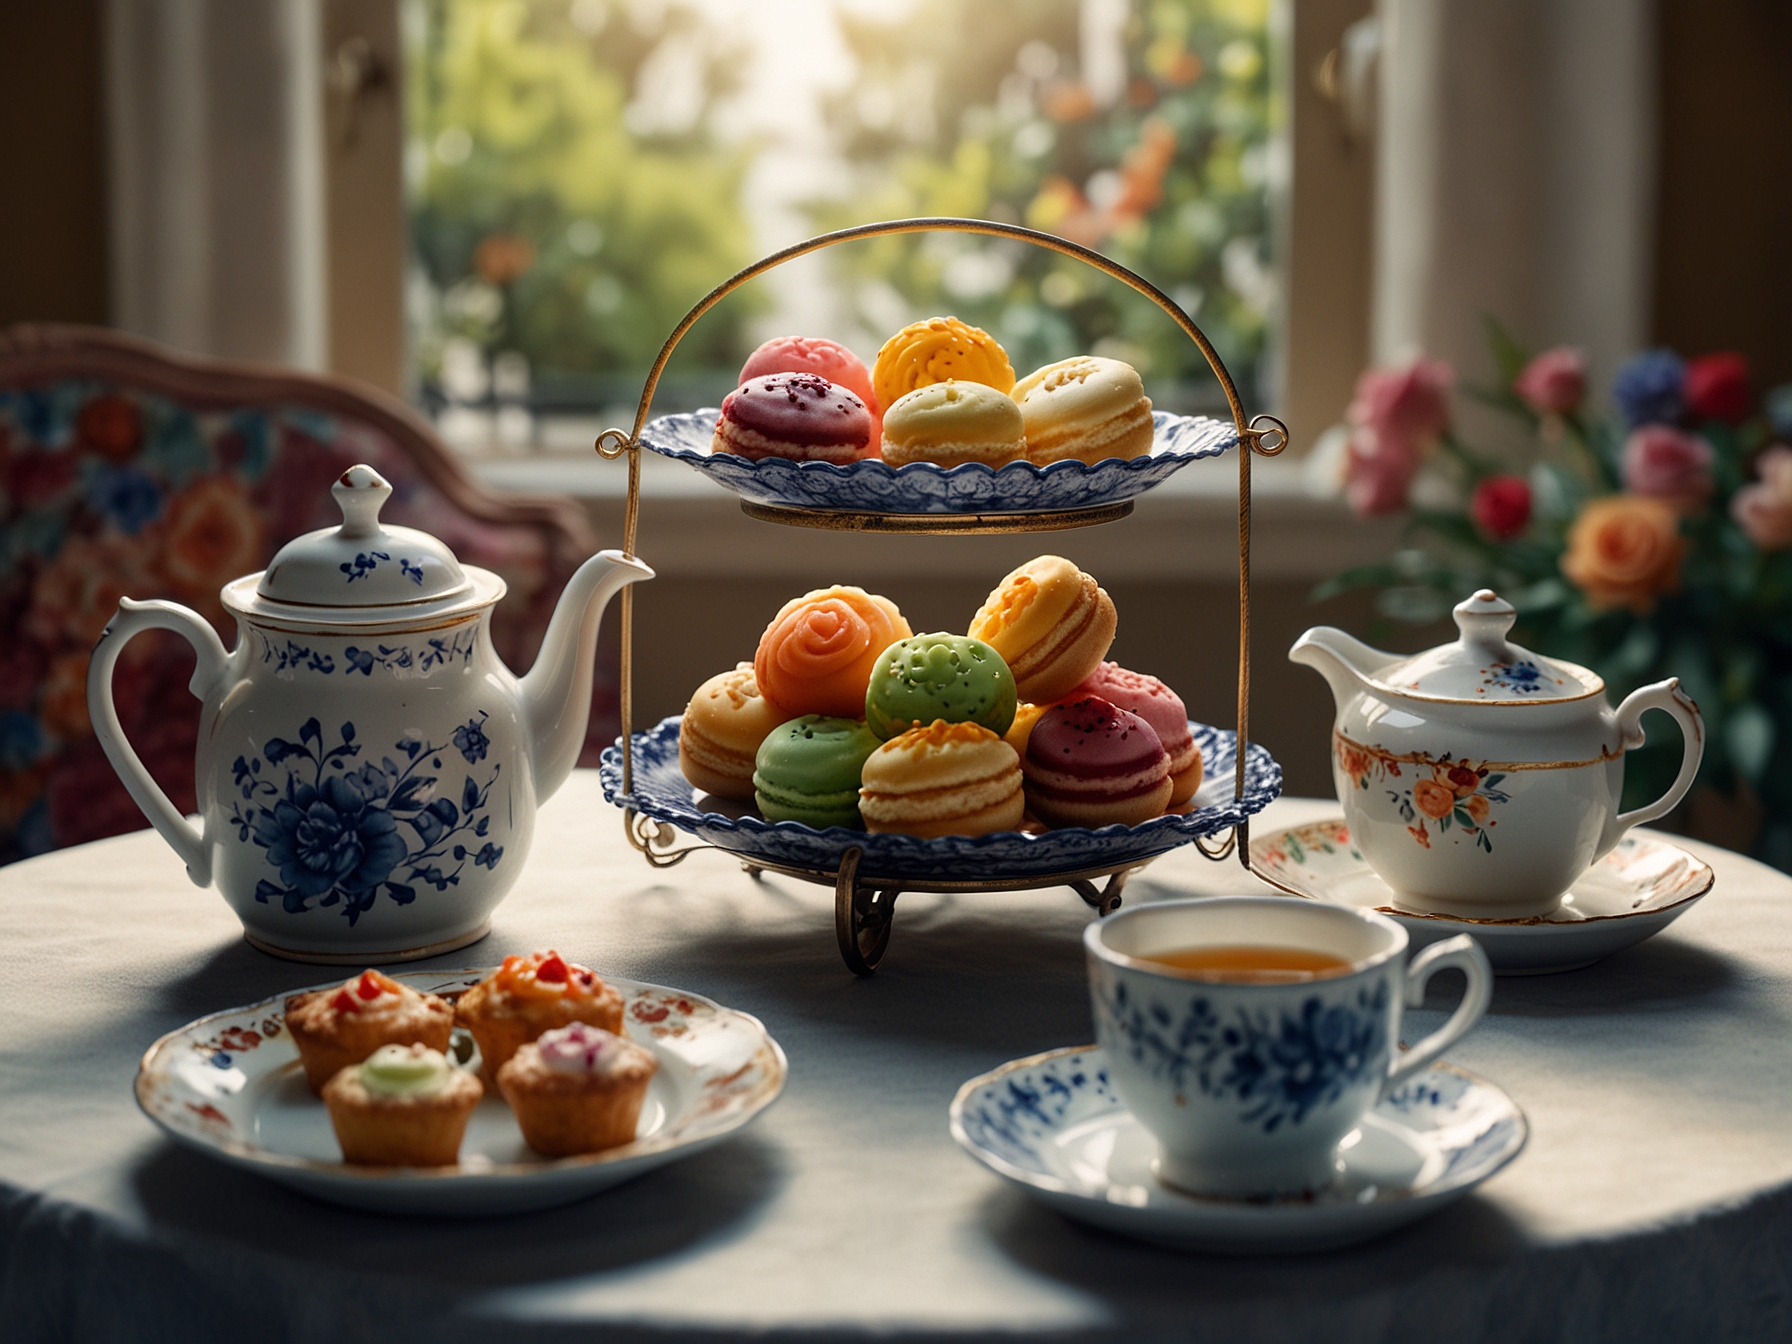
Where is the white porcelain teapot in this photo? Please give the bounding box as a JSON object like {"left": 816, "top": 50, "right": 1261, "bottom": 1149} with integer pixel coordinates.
{"left": 87, "top": 465, "right": 653, "bottom": 962}
{"left": 1290, "top": 590, "right": 1703, "bottom": 919}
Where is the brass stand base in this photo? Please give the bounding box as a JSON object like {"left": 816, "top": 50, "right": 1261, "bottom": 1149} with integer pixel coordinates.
{"left": 739, "top": 499, "right": 1133, "bottom": 534}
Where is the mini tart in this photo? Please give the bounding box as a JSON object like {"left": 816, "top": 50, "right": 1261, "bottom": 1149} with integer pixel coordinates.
{"left": 454, "top": 951, "right": 624, "bottom": 1083}
{"left": 1012, "top": 356, "right": 1154, "bottom": 466}
{"left": 284, "top": 969, "right": 454, "bottom": 1096}
{"left": 498, "top": 1024, "right": 659, "bottom": 1159}
{"left": 881, "top": 381, "right": 1027, "bottom": 469}
{"left": 679, "top": 663, "right": 785, "bottom": 799}
{"left": 322, "top": 1044, "right": 483, "bottom": 1167}
{"left": 859, "top": 720, "right": 1025, "bottom": 839}
{"left": 969, "top": 555, "right": 1117, "bottom": 705}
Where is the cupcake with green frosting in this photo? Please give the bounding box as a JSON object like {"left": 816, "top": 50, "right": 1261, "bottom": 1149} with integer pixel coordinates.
{"left": 865, "top": 634, "right": 1018, "bottom": 740}
{"left": 753, "top": 715, "right": 882, "bottom": 829}
{"left": 320, "top": 1043, "right": 483, "bottom": 1167}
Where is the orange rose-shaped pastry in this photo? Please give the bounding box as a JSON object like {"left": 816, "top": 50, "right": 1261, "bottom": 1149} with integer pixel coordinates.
{"left": 1560, "top": 495, "right": 1686, "bottom": 614}
{"left": 754, "top": 586, "right": 912, "bottom": 719}
{"left": 873, "top": 317, "right": 1015, "bottom": 410}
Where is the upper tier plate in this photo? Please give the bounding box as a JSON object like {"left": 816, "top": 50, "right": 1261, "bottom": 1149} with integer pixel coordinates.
{"left": 600, "top": 715, "right": 1281, "bottom": 884}
{"left": 637, "top": 408, "right": 1238, "bottom": 515}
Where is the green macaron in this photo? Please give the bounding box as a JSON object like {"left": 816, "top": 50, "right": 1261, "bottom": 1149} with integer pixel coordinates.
{"left": 752, "top": 715, "right": 882, "bottom": 830}
{"left": 865, "top": 633, "right": 1018, "bottom": 740}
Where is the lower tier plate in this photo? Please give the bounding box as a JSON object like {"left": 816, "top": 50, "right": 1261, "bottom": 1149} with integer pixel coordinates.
{"left": 601, "top": 716, "right": 1282, "bottom": 884}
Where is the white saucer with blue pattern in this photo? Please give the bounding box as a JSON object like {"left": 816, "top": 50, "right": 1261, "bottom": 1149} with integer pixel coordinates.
{"left": 950, "top": 1045, "right": 1525, "bottom": 1254}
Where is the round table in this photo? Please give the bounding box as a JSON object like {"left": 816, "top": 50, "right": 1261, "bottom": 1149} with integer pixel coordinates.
{"left": 3, "top": 778, "right": 1791, "bottom": 1343}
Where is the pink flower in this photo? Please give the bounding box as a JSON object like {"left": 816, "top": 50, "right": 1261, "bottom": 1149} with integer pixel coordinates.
{"left": 1471, "top": 475, "right": 1532, "bottom": 540}
{"left": 1347, "top": 358, "right": 1453, "bottom": 449}
{"left": 1513, "top": 347, "right": 1586, "bottom": 416}
{"left": 1732, "top": 445, "right": 1792, "bottom": 550}
{"left": 1684, "top": 352, "right": 1751, "bottom": 425}
{"left": 1620, "top": 425, "right": 1715, "bottom": 510}
{"left": 1343, "top": 427, "right": 1420, "bottom": 516}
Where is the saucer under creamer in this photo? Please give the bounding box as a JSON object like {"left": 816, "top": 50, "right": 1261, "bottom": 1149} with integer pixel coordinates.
{"left": 1251, "top": 820, "right": 1715, "bottom": 974}
{"left": 949, "top": 1046, "right": 1526, "bottom": 1254}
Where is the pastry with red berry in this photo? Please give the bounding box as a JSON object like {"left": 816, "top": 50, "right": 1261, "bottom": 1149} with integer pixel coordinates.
{"left": 284, "top": 968, "right": 454, "bottom": 1096}
{"left": 454, "top": 950, "right": 625, "bottom": 1083}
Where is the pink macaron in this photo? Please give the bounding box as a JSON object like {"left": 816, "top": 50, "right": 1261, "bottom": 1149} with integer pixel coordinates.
{"left": 1021, "top": 695, "right": 1172, "bottom": 828}
{"left": 740, "top": 337, "right": 883, "bottom": 454}
{"left": 713, "top": 372, "right": 874, "bottom": 464}
{"left": 1071, "top": 662, "right": 1203, "bottom": 806}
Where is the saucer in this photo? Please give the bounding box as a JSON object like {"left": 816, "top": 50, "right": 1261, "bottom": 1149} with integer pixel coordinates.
{"left": 1251, "top": 820, "right": 1715, "bottom": 974}
{"left": 949, "top": 1046, "right": 1526, "bottom": 1254}
{"left": 136, "top": 970, "right": 786, "bottom": 1216}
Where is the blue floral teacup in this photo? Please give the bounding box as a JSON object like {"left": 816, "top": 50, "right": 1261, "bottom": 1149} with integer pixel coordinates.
{"left": 1086, "top": 897, "right": 1492, "bottom": 1197}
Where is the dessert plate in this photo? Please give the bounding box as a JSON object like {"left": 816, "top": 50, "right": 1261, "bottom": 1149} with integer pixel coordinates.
{"left": 135, "top": 970, "right": 786, "bottom": 1216}
{"left": 637, "top": 408, "right": 1237, "bottom": 515}
{"left": 601, "top": 716, "right": 1281, "bottom": 883}
{"left": 950, "top": 1046, "right": 1526, "bottom": 1254}
{"left": 1251, "top": 820, "right": 1715, "bottom": 974}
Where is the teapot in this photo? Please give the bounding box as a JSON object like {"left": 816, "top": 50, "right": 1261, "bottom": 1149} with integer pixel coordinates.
{"left": 87, "top": 465, "right": 653, "bottom": 962}
{"left": 1290, "top": 590, "right": 1703, "bottom": 919}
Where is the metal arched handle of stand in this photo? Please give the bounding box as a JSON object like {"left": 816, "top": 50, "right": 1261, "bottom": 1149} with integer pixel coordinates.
{"left": 595, "top": 216, "right": 1288, "bottom": 873}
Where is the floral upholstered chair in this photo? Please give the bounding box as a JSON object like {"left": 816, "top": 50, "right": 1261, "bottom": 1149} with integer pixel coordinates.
{"left": 0, "top": 325, "right": 609, "bottom": 863}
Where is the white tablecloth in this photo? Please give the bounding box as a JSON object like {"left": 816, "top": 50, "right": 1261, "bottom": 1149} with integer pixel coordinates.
{"left": 3, "top": 778, "right": 1791, "bottom": 1342}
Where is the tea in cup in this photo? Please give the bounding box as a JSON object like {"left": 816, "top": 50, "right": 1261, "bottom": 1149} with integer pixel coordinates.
{"left": 1085, "top": 896, "right": 1493, "bottom": 1197}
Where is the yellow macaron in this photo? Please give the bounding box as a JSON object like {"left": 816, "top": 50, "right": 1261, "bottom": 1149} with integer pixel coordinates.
{"left": 969, "top": 555, "right": 1118, "bottom": 705}
{"left": 881, "top": 381, "right": 1028, "bottom": 469}
{"left": 1011, "top": 356, "right": 1154, "bottom": 465}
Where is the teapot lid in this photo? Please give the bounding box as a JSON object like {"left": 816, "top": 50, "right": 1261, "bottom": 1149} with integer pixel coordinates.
{"left": 1374, "top": 590, "right": 1601, "bottom": 703}
{"left": 223, "top": 465, "right": 504, "bottom": 628}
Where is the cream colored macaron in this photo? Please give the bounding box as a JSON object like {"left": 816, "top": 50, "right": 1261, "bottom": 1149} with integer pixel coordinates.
{"left": 859, "top": 720, "right": 1025, "bottom": 838}
{"left": 1012, "top": 356, "right": 1154, "bottom": 466}
{"left": 880, "top": 380, "right": 1027, "bottom": 468}
{"left": 679, "top": 663, "right": 785, "bottom": 799}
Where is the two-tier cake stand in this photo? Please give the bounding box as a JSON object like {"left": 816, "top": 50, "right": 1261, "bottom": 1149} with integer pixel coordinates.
{"left": 595, "top": 218, "right": 1288, "bottom": 974}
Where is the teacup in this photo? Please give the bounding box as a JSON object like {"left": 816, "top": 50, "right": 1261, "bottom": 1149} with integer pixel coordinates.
{"left": 1085, "top": 897, "right": 1492, "bottom": 1197}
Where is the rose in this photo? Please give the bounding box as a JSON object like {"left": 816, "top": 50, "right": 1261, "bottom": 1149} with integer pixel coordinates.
{"left": 1684, "top": 352, "right": 1751, "bottom": 425}
{"left": 1731, "top": 445, "right": 1792, "bottom": 550}
{"left": 1347, "top": 357, "right": 1453, "bottom": 448}
{"left": 1560, "top": 495, "right": 1687, "bottom": 614}
{"left": 252, "top": 773, "right": 409, "bottom": 907}
{"left": 76, "top": 395, "right": 143, "bottom": 462}
{"left": 1620, "top": 425, "right": 1714, "bottom": 510}
{"left": 1443, "top": 765, "right": 1481, "bottom": 798}
{"left": 754, "top": 586, "right": 912, "bottom": 719}
{"left": 1471, "top": 475, "right": 1532, "bottom": 540}
{"left": 1465, "top": 795, "right": 1490, "bottom": 822}
{"left": 159, "top": 475, "right": 266, "bottom": 602}
{"left": 1413, "top": 778, "right": 1455, "bottom": 820}
{"left": 1612, "top": 349, "right": 1685, "bottom": 427}
{"left": 1513, "top": 347, "right": 1586, "bottom": 415}
{"left": 1343, "top": 427, "right": 1420, "bottom": 516}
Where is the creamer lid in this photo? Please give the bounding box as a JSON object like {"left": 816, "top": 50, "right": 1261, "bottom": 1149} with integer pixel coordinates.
{"left": 1372, "top": 590, "right": 1602, "bottom": 703}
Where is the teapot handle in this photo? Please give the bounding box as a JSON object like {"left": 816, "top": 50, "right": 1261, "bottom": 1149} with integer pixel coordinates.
{"left": 86, "top": 598, "right": 230, "bottom": 887}
{"left": 1598, "top": 678, "right": 1705, "bottom": 859}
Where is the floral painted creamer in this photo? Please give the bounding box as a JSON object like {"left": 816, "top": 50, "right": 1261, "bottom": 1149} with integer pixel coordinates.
{"left": 1290, "top": 590, "right": 1703, "bottom": 919}
{"left": 87, "top": 465, "right": 652, "bottom": 962}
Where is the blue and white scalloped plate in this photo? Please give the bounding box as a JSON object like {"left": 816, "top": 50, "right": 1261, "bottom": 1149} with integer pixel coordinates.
{"left": 950, "top": 1046, "right": 1526, "bottom": 1254}
{"left": 637, "top": 409, "right": 1237, "bottom": 515}
{"left": 600, "top": 716, "right": 1281, "bottom": 883}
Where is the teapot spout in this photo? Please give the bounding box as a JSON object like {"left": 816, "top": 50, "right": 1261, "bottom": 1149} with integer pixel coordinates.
{"left": 520, "top": 549, "right": 654, "bottom": 803}
{"left": 1288, "top": 626, "right": 1390, "bottom": 715}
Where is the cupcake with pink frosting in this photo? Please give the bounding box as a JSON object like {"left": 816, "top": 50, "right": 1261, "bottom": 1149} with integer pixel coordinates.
{"left": 496, "top": 1021, "right": 658, "bottom": 1158}
{"left": 1069, "top": 662, "right": 1203, "bottom": 806}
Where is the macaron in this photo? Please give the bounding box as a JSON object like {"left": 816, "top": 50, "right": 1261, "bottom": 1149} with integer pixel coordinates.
{"left": 1011, "top": 356, "right": 1154, "bottom": 465}
{"left": 873, "top": 317, "right": 1015, "bottom": 410}
{"left": 859, "top": 720, "right": 1025, "bottom": 839}
{"left": 1022, "top": 696, "right": 1172, "bottom": 828}
{"left": 880, "top": 381, "right": 1027, "bottom": 469}
{"left": 753, "top": 715, "right": 882, "bottom": 830}
{"left": 713, "top": 372, "right": 873, "bottom": 464}
{"left": 678, "top": 663, "right": 786, "bottom": 799}
{"left": 755, "top": 586, "right": 913, "bottom": 720}
{"left": 739, "top": 337, "right": 883, "bottom": 454}
{"left": 1003, "top": 702, "right": 1048, "bottom": 757}
{"left": 1071, "top": 662, "right": 1203, "bottom": 806}
{"left": 865, "top": 633, "right": 1018, "bottom": 740}
{"left": 968, "top": 555, "right": 1117, "bottom": 705}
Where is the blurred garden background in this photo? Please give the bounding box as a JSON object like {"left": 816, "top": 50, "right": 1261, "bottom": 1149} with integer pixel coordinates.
{"left": 403, "top": 0, "right": 1275, "bottom": 448}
